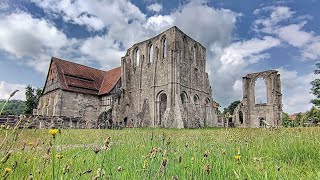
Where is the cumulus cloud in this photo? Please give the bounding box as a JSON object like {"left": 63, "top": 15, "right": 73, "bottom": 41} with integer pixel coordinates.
{"left": 214, "top": 36, "right": 281, "bottom": 106}
{"left": 147, "top": 3, "right": 162, "bottom": 13}
{"left": 253, "top": 6, "right": 320, "bottom": 61}
{"left": 277, "top": 68, "right": 316, "bottom": 114}
{"left": 31, "top": 0, "right": 146, "bottom": 31}
{"left": 0, "top": 81, "right": 26, "bottom": 100}
{"left": 0, "top": 12, "right": 72, "bottom": 74}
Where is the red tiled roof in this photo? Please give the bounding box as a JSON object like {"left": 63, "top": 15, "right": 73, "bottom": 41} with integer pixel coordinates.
{"left": 51, "top": 57, "right": 121, "bottom": 95}
{"left": 99, "top": 67, "right": 121, "bottom": 95}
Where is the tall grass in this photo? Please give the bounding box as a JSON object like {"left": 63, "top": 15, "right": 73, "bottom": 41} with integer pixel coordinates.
{"left": 1, "top": 127, "right": 320, "bottom": 179}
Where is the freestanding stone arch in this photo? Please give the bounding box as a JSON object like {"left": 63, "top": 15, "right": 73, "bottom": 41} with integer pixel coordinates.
{"left": 233, "top": 70, "right": 282, "bottom": 128}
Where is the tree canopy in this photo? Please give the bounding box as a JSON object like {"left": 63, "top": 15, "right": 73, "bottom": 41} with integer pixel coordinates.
{"left": 310, "top": 63, "right": 320, "bottom": 107}
{"left": 0, "top": 100, "right": 26, "bottom": 115}
{"left": 24, "top": 85, "right": 42, "bottom": 114}
{"left": 223, "top": 100, "right": 241, "bottom": 115}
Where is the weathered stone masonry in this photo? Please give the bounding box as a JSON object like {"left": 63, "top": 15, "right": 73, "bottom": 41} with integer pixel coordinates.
{"left": 113, "top": 26, "right": 217, "bottom": 128}
{"left": 36, "top": 26, "right": 218, "bottom": 128}
{"left": 232, "top": 70, "right": 282, "bottom": 128}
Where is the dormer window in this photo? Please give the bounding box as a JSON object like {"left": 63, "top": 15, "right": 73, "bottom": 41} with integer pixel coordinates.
{"left": 162, "top": 37, "right": 167, "bottom": 58}
{"left": 148, "top": 44, "right": 153, "bottom": 63}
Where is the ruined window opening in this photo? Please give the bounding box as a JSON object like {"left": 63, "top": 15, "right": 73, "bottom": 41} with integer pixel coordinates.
{"left": 193, "top": 44, "right": 197, "bottom": 64}
{"left": 239, "top": 111, "right": 243, "bottom": 124}
{"left": 148, "top": 44, "right": 153, "bottom": 63}
{"left": 193, "top": 95, "right": 199, "bottom": 105}
{"left": 162, "top": 37, "right": 167, "bottom": 58}
{"left": 255, "top": 78, "right": 267, "bottom": 104}
{"left": 101, "top": 96, "right": 111, "bottom": 106}
{"left": 135, "top": 48, "right": 140, "bottom": 66}
{"left": 124, "top": 117, "right": 128, "bottom": 127}
{"left": 158, "top": 92, "right": 167, "bottom": 126}
{"left": 180, "top": 92, "right": 188, "bottom": 108}
{"left": 259, "top": 117, "right": 265, "bottom": 127}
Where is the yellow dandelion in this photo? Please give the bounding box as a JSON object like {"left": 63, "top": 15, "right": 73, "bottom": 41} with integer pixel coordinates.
{"left": 4, "top": 168, "right": 12, "bottom": 173}
{"left": 27, "top": 142, "right": 35, "bottom": 146}
{"left": 56, "top": 154, "right": 63, "bottom": 159}
{"left": 234, "top": 155, "right": 241, "bottom": 161}
{"left": 49, "top": 129, "right": 59, "bottom": 137}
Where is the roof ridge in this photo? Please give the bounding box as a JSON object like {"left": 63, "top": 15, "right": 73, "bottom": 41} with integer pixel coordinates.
{"left": 52, "top": 57, "right": 106, "bottom": 73}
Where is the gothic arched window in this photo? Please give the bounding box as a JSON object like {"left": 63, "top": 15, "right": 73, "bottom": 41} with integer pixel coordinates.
{"left": 162, "top": 37, "right": 167, "bottom": 58}
{"left": 148, "top": 44, "right": 153, "bottom": 63}
{"left": 135, "top": 48, "right": 140, "bottom": 66}
{"left": 193, "top": 44, "right": 197, "bottom": 64}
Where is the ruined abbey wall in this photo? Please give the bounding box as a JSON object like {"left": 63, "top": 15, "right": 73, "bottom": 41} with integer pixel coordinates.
{"left": 116, "top": 27, "right": 217, "bottom": 128}
{"left": 232, "top": 70, "right": 282, "bottom": 128}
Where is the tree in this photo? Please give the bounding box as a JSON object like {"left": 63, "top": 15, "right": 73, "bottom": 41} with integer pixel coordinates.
{"left": 0, "top": 100, "right": 26, "bottom": 115}
{"left": 303, "top": 106, "right": 320, "bottom": 125}
{"left": 24, "top": 85, "right": 42, "bottom": 114}
{"left": 223, "top": 100, "right": 241, "bottom": 115}
{"left": 282, "top": 112, "right": 291, "bottom": 127}
{"left": 295, "top": 113, "right": 303, "bottom": 127}
{"left": 310, "top": 63, "right": 320, "bottom": 107}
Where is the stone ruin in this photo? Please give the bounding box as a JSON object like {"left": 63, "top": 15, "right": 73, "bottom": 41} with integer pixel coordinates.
{"left": 232, "top": 70, "right": 283, "bottom": 128}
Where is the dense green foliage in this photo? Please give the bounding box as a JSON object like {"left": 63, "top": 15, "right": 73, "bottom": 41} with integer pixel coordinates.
{"left": 0, "top": 100, "right": 25, "bottom": 115}
{"left": 310, "top": 63, "right": 320, "bottom": 107}
{"left": 1, "top": 128, "right": 320, "bottom": 179}
{"left": 223, "top": 100, "right": 241, "bottom": 115}
{"left": 24, "top": 85, "right": 42, "bottom": 114}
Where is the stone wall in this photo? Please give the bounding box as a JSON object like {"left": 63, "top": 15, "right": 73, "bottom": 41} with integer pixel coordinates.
{"left": 117, "top": 26, "right": 217, "bottom": 128}
{"left": 233, "top": 70, "right": 282, "bottom": 128}
{"left": 37, "top": 90, "right": 101, "bottom": 128}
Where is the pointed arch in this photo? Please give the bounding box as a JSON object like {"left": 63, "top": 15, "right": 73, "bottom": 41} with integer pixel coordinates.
{"left": 162, "top": 36, "right": 167, "bottom": 58}
{"left": 135, "top": 48, "right": 140, "bottom": 67}
{"left": 148, "top": 44, "right": 153, "bottom": 63}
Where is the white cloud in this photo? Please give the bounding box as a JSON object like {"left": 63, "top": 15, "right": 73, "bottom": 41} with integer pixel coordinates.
{"left": 0, "top": 12, "right": 72, "bottom": 74}
{"left": 277, "top": 24, "right": 313, "bottom": 47}
{"left": 31, "top": 0, "right": 146, "bottom": 31}
{"left": 80, "top": 35, "right": 125, "bottom": 69}
{"left": 253, "top": 5, "right": 320, "bottom": 61}
{"left": 0, "top": 81, "right": 26, "bottom": 100}
{"left": 220, "top": 36, "right": 280, "bottom": 71}
{"left": 277, "top": 67, "right": 316, "bottom": 114}
{"left": 147, "top": 3, "right": 162, "bottom": 13}
{"left": 215, "top": 36, "right": 280, "bottom": 106}
{"left": 145, "top": 15, "right": 174, "bottom": 31}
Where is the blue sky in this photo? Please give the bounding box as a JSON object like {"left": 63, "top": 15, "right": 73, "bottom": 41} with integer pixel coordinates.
{"left": 0, "top": 0, "right": 319, "bottom": 114}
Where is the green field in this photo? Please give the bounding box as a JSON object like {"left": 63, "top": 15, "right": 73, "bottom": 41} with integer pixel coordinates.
{"left": 1, "top": 127, "right": 320, "bottom": 179}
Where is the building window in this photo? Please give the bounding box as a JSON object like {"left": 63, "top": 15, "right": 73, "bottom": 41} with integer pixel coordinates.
{"left": 102, "top": 96, "right": 112, "bottom": 106}
{"left": 193, "top": 95, "right": 199, "bottom": 105}
{"left": 162, "top": 37, "right": 167, "bottom": 58}
{"left": 135, "top": 48, "right": 140, "bottom": 66}
{"left": 148, "top": 44, "right": 153, "bottom": 63}
{"left": 193, "top": 44, "right": 197, "bottom": 64}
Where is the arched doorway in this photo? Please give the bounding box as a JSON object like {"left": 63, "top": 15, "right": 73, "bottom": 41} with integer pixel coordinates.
{"left": 98, "top": 109, "right": 113, "bottom": 129}
{"left": 239, "top": 111, "right": 244, "bottom": 124}
{"left": 157, "top": 91, "right": 167, "bottom": 127}
{"left": 124, "top": 117, "right": 128, "bottom": 127}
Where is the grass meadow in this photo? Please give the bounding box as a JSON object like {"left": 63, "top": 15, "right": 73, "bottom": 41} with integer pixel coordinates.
{"left": 1, "top": 127, "right": 320, "bottom": 179}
